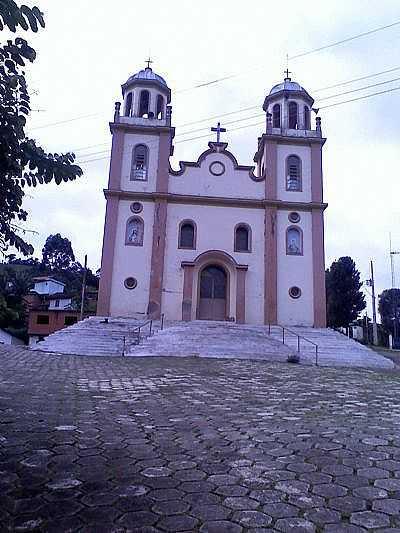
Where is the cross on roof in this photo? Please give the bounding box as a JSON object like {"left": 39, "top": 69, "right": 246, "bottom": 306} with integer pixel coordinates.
{"left": 145, "top": 57, "right": 153, "bottom": 69}
{"left": 211, "top": 121, "right": 226, "bottom": 143}
{"left": 284, "top": 68, "right": 292, "bottom": 79}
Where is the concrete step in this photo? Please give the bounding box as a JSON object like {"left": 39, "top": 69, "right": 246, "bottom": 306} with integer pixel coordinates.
{"left": 30, "top": 316, "right": 160, "bottom": 357}
{"left": 29, "top": 317, "right": 394, "bottom": 369}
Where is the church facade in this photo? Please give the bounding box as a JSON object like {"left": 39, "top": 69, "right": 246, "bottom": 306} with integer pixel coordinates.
{"left": 97, "top": 65, "right": 327, "bottom": 327}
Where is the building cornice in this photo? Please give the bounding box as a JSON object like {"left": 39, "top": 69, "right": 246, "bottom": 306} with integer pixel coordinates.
{"left": 254, "top": 133, "right": 326, "bottom": 162}
{"left": 110, "top": 122, "right": 175, "bottom": 136}
{"left": 104, "top": 189, "right": 328, "bottom": 211}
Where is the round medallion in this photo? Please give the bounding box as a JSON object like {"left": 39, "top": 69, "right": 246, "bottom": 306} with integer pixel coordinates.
{"left": 209, "top": 161, "right": 225, "bottom": 176}
{"left": 124, "top": 277, "right": 138, "bottom": 290}
{"left": 130, "top": 202, "right": 143, "bottom": 214}
{"left": 288, "top": 212, "right": 300, "bottom": 223}
{"left": 289, "top": 286, "right": 302, "bottom": 299}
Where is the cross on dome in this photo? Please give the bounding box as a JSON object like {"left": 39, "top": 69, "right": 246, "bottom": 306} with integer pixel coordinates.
{"left": 145, "top": 57, "right": 153, "bottom": 69}
{"left": 211, "top": 121, "right": 226, "bottom": 143}
{"left": 284, "top": 68, "right": 292, "bottom": 80}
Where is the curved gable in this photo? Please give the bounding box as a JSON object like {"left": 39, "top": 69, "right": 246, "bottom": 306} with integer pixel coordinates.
{"left": 169, "top": 142, "right": 264, "bottom": 199}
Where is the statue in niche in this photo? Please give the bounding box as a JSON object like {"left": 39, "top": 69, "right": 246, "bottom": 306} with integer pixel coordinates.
{"left": 287, "top": 228, "right": 301, "bottom": 254}
{"left": 127, "top": 218, "right": 143, "bottom": 245}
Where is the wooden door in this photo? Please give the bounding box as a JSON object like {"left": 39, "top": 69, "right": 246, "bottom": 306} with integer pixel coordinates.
{"left": 198, "top": 265, "right": 227, "bottom": 320}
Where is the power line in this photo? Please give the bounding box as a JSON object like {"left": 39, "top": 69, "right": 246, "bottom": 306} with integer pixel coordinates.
{"left": 319, "top": 84, "right": 400, "bottom": 109}
{"left": 318, "top": 75, "right": 400, "bottom": 102}
{"left": 29, "top": 112, "right": 102, "bottom": 131}
{"left": 174, "top": 20, "right": 400, "bottom": 93}
{"left": 28, "top": 18, "right": 400, "bottom": 133}
{"left": 30, "top": 62, "right": 400, "bottom": 141}
{"left": 313, "top": 65, "right": 400, "bottom": 92}
{"left": 72, "top": 71, "right": 400, "bottom": 156}
{"left": 289, "top": 19, "right": 400, "bottom": 60}
{"left": 77, "top": 84, "right": 400, "bottom": 165}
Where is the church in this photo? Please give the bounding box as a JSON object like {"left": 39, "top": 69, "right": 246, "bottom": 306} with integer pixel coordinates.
{"left": 97, "top": 64, "right": 327, "bottom": 327}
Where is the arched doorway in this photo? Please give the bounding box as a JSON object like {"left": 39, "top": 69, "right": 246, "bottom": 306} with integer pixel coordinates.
{"left": 197, "top": 264, "right": 227, "bottom": 320}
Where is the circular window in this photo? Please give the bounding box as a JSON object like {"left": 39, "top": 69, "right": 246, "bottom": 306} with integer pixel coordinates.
{"left": 130, "top": 202, "right": 143, "bottom": 214}
{"left": 209, "top": 161, "right": 225, "bottom": 176}
{"left": 124, "top": 277, "right": 137, "bottom": 290}
{"left": 288, "top": 212, "right": 300, "bottom": 223}
{"left": 289, "top": 286, "right": 302, "bottom": 299}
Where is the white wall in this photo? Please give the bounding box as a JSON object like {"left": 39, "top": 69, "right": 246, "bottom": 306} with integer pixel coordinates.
{"left": 109, "top": 200, "right": 154, "bottom": 316}
{"left": 276, "top": 144, "right": 312, "bottom": 203}
{"left": 33, "top": 280, "right": 65, "bottom": 295}
{"left": 162, "top": 203, "right": 265, "bottom": 324}
{"left": 169, "top": 150, "right": 264, "bottom": 200}
{"left": 48, "top": 298, "right": 72, "bottom": 310}
{"left": 120, "top": 132, "right": 160, "bottom": 193}
{"left": 276, "top": 210, "right": 314, "bottom": 326}
{"left": 0, "top": 329, "right": 24, "bottom": 345}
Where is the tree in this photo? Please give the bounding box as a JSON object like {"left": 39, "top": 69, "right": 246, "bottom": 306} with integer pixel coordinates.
{"left": 378, "top": 288, "right": 400, "bottom": 337}
{"left": 326, "top": 256, "right": 366, "bottom": 328}
{"left": 42, "top": 233, "right": 75, "bottom": 270}
{"left": 0, "top": 1, "right": 82, "bottom": 256}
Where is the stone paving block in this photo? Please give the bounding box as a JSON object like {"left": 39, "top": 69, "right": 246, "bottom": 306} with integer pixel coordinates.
{"left": 200, "top": 520, "right": 243, "bottom": 532}
{"left": 224, "top": 496, "right": 260, "bottom": 510}
{"left": 350, "top": 511, "right": 390, "bottom": 529}
{"left": 2, "top": 348, "right": 400, "bottom": 532}
{"left": 372, "top": 498, "right": 400, "bottom": 515}
{"left": 275, "top": 517, "right": 316, "bottom": 532}
{"left": 232, "top": 510, "right": 273, "bottom": 527}
{"left": 157, "top": 514, "right": 199, "bottom": 531}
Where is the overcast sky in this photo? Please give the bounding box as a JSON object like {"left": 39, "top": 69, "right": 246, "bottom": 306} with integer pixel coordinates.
{"left": 15, "top": 0, "right": 400, "bottom": 317}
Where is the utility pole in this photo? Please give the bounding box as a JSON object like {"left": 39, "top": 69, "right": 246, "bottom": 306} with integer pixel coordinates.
{"left": 370, "top": 260, "right": 378, "bottom": 346}
{"left": 390, "top": 233, "right": 400, "bottom": 288}
{"left": 79, "top": 254, "right": 87, "bottom": 322}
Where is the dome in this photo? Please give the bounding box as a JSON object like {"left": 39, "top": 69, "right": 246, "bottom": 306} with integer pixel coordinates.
{"left": 270, "top": 77, "right": 304, "bottom": 95}
{"left": 265, "top": 76, "right": 314, "bottom": 107}
{"left": 123, "top": 67, "right": 169, "bottom": 90}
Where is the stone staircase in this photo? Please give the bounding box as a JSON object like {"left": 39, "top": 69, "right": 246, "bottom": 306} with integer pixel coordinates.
{"left": 268, "top": 325, "right": 394, "bottom": 369}
{"left": 128, "top": 321, "right": 294, "bottom": 362}
{"left": 29, "top": 317, "right": 394, "bottom": 370}
{"left": 128, "top": 321, "right": 394, "bottom": 369}
{"left": 30, "top": 316, "right": 160, "bottom": 357}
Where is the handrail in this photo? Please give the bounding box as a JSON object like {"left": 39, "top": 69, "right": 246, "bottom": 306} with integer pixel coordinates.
{"left": 268, "top": 323, "right": 319, "bottom": 366}
{"left": 121, "top": 314, "right": 165, "bottom": 356}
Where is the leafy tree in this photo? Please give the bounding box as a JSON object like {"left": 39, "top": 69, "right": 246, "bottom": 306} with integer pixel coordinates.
{"left": 42, "top": 233, "right": 75, "bottom": 270}
{"left": 0, "top": 1, "right": 82, "bottom": 256}
{"left": 0, "top": 266, "right": 31, "bottom": 339}
{"left": 378, "top": 288, "right": 400, "bottom": 336}
{"left": 326, "top": 256, "right": 366, "bottom": 328}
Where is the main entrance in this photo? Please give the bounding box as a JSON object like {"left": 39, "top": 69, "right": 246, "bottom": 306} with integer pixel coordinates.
{"left": 197, "top": 265, "right": 227, "bottom": 320}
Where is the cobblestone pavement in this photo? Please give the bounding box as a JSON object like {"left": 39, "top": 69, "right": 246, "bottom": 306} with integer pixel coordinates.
{"left": 1, "top": 348, "right": 400, "bottom": 532}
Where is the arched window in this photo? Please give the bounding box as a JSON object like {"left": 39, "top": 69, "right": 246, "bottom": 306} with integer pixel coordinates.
{"left": 286, "top": 227, "right": 303, "bottom": 255}
{"left": 272, "top": 104, "right": 281, "bottom": 128}
{"left": 304, "top": 106, "right": 310, "bottom": 129}
{"left": 286, "top": 155, "right": 302, "bottom": 191}
{"left": 125, "top": 92, "right": 132, "bottom": 117}
{"left": 139, "top": 90, "right": 150, "bottom": 117}
{"left": 131, "top": 144, "right": 148, "bottom": 181}
{"left": 288, "top": 101, "right": 298, "bottom": 129}
{"left": 179, "top": 221, "right": 196, "bottom": 249}
{"left": 156, "top": 95, "right": 164, "bottom": 119}
{"left": 234, "top": 224, "right": 251, "bottom": 252}
{"left": 126, "top": 217, "right": 144, "bottom": 246}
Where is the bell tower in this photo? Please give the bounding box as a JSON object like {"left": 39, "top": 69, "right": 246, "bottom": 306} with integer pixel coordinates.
{"left": 97, "top": 63, "right": 175, "bottom": 318}
{"left": 254, "top": 74, "right": 327, "bottom": 327}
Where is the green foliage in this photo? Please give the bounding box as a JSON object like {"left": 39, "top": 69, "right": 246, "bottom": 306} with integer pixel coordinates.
{"left": 0, "top": 265, "right": 31, "bottom": 338}
{"left": 326, "top": 256, "right": 366, "bottom": 328}
{"left": 378, "top": 288, "right": 400, "bottom": 336}
{"left": 0, "top": 1, "right": 82, "bottom": 256}
{"left": 1, "top": 233, "right": 98, "bottom": 339}
{"left": 42, "top": 233, "right": 75, "bottom": 270}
